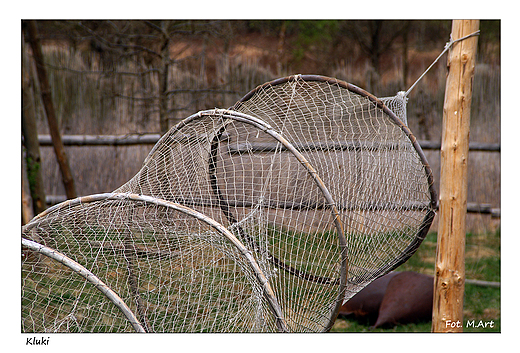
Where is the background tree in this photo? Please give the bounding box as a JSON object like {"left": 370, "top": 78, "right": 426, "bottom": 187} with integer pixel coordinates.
{"left": 342, "top": 20, "right": 412, "bottom": 92}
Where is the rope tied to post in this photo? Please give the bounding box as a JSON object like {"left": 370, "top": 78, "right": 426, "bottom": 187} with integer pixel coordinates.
{"left": 404, "top": 30, "right": 480, "bottom": 98}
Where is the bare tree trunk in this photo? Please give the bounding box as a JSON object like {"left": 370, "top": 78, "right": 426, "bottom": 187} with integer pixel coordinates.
{"left": 21, "top": 148, "right": 34, "bottom": 225}
{"left": 158, "top": 21, "right": 171, "bottom": 134}
{"left": 402, "top": 21, "right": 410, "bottom": 88}
{"left": 158, "top": 59, "right": 170, "bottom": 134}
{"left": 369, "top": 20, "right": 383, "bottom": 76}
{"left": 22, "top": 84, "right": 47, "bottom": 216}
{"left": 26, "top": 20, "right": 77, "bottom": 199}
{"left": 276, "top": 22, "right": 287, "bottom": 77}
{"left": 22, "top": 34, "right": 47, "bottom": 218}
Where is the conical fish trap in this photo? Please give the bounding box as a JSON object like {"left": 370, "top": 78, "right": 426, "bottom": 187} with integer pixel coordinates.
{"left": 22, "top": 75, "right": 436, "bottom": 332}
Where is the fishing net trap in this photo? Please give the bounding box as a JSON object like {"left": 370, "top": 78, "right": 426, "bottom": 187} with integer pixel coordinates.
{"left": 22, "top": 74, "right": 437, "bottom": 333}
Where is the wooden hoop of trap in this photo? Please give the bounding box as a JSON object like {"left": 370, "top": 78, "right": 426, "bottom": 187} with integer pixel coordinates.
{"left": 22, "top": 74, "right": 437, "bottom": 333}
{"left": 233, "top": 74, "right": 437, "bottom": 302}
{"left": 22, "top": 193, "right": 288, "bottom": 332}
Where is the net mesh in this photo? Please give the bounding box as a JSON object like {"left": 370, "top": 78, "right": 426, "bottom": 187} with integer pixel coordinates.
{"left": 231, "top": 76, "right": 435, "bottom": 302}
{"left": 22, "top": 74, "right": 436, "bottom": 333}
{"left": 380, "top": 91, "right": 408, "bottom": 126}
{"left": 22, "top": 194, "right": 280, "bottom": 333}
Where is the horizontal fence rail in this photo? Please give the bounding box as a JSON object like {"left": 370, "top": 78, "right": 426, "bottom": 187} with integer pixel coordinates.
{"left": 417, "top": 140, "right": 500, "bottom": 152}
{"left": 44, "top": 195, "right": 500, "bottom": 217}
{"left": 37, "top": 134, "right": 162, "bottom": 146}
{"left": 36, "top": 134, "right": 501, "bottom": 152}
{"left": 35, "top": 134, "right": 500, "bottom": 217}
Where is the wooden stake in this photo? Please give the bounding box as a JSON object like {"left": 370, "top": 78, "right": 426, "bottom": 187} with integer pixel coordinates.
{"left": 25, "top": 20, "right": 77, "bottom": 200}
{"left": 432, "top": 20, "right": 479, "bottom": 332}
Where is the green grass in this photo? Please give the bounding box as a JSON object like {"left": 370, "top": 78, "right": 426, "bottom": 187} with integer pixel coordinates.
{"left": 331, "top": 228, "right": 501, "bottom": 333}
{"left": 24, "top": 218, "right": 500, "bottom": 333}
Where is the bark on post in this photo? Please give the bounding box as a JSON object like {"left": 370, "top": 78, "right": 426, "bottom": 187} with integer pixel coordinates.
{"left": 25, "top": 20, "right": 77, "bottom": 199}
{"left": 432, "top": 20, "right": 479, "bottom": 333}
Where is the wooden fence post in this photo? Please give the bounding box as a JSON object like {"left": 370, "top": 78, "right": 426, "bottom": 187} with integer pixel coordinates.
{"left": 432, "top": 20, "right": 479, "bottom": 332}
{"left": 25, "top": 20, "right": 77, "bottom": 200}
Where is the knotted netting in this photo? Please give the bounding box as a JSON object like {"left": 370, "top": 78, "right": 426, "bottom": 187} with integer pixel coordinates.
{"left": 22, "top": 74, "right": 436, "bottom": 333}
{"left": 230, "top": 75, "right": 436, "bottom": 302}
{"left": 22, "top": 193, "right": 283, "bottom": 333}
